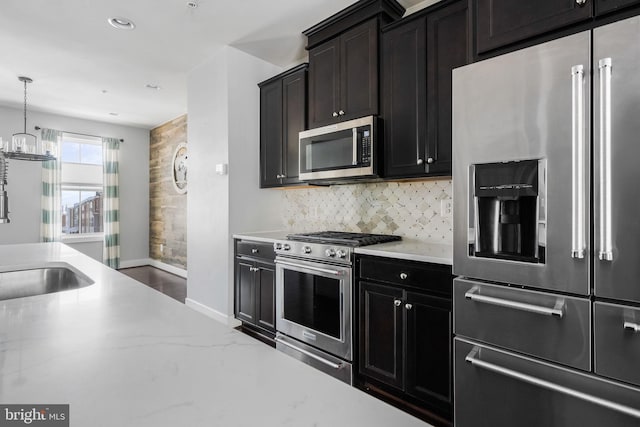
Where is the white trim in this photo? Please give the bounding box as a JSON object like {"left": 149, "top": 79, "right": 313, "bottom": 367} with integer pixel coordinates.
{"left": 116, "top": 258, "right": 188, "bottom": 279}
{"left": 148, "top": 259, "right": 187, "bottom": 279}
{"left": 62, "top": 233, "right": 104, "bottom": 243}
{"left": 118, "top": 258, "right": 151, "bottom": 269}
{"left": 185, "top": 298, "right": 241, "bottom": 327}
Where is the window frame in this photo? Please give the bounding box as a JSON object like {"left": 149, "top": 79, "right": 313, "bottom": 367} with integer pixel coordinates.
{"left": 59, "top": 133, "right": 104, "bottom": 242}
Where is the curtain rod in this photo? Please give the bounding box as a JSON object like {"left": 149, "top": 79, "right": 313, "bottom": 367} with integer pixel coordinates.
{"left": 34, "top": 126, "right": 124, "bottom": 143}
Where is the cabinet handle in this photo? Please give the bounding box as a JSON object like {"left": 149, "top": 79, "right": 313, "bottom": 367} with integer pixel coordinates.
{"left": 624, "top": 322, "right": 640, "bottom": 333}
{"left": 400, "top": 272, "right": 408, "bottom": 280}
{"left": 575, "top": 0, "right": 587, "bottom": 6}
{"left": 339, "top": 110, "right": 345, "bottom": 116}
{"left": 251, "top": 248, "right": 259, "bottom": 254}
{"left": 427, "top": 157, "right": 434, "bottom": 164}
{"left": 394, "top": 299, "right": 402, "bottom": 307}
{"left": 416, "top": 158, "right": 424, "bottom": 165}
{"left": 276, "top": 174, "right": 282, "bottom": 179}
{"left": 332, "top": 112, "right": 339, "bottom": 118}
{"left": 405, "top": 303, "right": 413, "bottom": 310}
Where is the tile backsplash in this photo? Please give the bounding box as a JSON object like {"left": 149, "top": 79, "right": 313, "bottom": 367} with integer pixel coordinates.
{"left": 281, "top": 179, "right": 452, "bottom": 245}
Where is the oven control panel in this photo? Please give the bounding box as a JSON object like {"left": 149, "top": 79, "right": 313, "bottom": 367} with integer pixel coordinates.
{"left": 274, "top": 241, "right": 352, "bottom": 263}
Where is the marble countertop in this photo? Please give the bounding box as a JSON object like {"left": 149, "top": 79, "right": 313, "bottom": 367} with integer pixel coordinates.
{"left": 233, "top": 231, "right": 452, "bottom": 265}
{"left": 0, "top": 243, "right": 429, "bottom": 427}
{"left": 354, "top": 240, "right": 452, "bottom": 265}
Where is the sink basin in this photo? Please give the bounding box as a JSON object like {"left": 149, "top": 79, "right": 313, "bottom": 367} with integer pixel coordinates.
{"left": 0, "top": 264, "right": 94, "bottom": 301}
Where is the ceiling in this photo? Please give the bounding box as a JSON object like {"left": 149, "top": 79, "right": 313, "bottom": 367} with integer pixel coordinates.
{"left": 0, "top": 0, "right": 428, "bottom": 130}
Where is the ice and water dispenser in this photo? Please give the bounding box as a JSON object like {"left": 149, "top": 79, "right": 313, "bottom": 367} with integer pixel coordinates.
{"left": 469, "top": 159, "right": 546, "bottom": 263}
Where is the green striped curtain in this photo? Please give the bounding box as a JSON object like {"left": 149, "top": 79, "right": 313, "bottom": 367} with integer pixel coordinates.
{"left": 103, "top": 137, "right": 120, "bottom": 269}
{"left": 40, "top": 129, "right": 62, "bottom": 242}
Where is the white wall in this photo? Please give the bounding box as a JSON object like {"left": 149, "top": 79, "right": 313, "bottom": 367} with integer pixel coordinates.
{"left": 187, "top": 46, "right": 282, "bottom": 322}
{"left": 0, "top": 106, "right": 150, "bottom": 263}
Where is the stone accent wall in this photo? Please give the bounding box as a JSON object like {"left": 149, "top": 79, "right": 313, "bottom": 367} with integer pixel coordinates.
{"left": 281, "top": 179, "right": 453, "bottom": 244}
{"left": 149, "top": 115, "right": 187, "bottom": 268}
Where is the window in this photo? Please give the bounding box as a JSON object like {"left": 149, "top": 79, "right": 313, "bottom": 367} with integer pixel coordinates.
{"left": 60, "top": 134, "right": 103, "bottom": 238}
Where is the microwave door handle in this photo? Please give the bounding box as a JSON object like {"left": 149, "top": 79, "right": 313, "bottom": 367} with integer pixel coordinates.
{"left": 571, "top": 64, "right": 586, "bottom": 259}
{"left": 352, "top": 128, "right": 358, "bottom": 166}
{"left": 598, "top": 58, "right": 613, "bottom": 262}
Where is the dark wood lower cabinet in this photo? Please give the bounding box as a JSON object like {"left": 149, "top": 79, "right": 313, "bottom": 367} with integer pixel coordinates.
{"left": 356, "top": 256, "right": 453, "bottom": 426}
{"left": 234, "top": 240, "right": 276, "bottom": 341}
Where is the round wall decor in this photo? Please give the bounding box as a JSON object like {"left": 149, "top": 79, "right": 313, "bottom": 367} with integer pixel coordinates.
{"left": 171, "top": 142, "right": 187, "bottom": 194}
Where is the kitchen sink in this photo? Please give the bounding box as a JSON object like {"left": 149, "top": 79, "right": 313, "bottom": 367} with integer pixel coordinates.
{"left": 0, "top": 265, "right": 94, "bottom": 301}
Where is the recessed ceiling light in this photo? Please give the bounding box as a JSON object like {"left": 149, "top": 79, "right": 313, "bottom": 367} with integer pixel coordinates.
{"left": 108, "top": 17, "right": 136, "bottom": 30}
{"left": 109, "top": 112, "right": 119, "bottom": 116}
{"left": 101, "top": 89, "right": 108, "bottom": 94}
{"left": 145, "top": 84, "right": 161, "bottom": 90}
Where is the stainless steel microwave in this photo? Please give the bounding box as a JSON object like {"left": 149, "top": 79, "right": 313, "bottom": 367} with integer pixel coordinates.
{"left": 298, "top": 115, "right": 379, "bottom": 181}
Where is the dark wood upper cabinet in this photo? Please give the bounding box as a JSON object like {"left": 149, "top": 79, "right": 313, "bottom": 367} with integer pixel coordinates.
{"left": 382, "top": 0, "right": 469, "bottom": 178}
{"left": 258, "top": 64, "right": 307, "bottom": 188}
{"left": 309, "top": 19, "right": 379, "bottom": 128}
{"left": 595, "top": 0, "right": 640, "bottom": 15}
{"left": 475, "top": 0, "right": 593, "bottom": 54}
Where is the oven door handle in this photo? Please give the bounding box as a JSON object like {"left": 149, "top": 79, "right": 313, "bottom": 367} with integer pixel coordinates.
{"left": 276, "top": 336, "right": 345, "bottom": 370}
{"left": 276, "top": 260, "right": 345, "bottom": 276}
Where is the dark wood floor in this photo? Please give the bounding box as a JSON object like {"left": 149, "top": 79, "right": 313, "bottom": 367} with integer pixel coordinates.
{"left": 119, "top": 266, "right": 187, "bottom": 303}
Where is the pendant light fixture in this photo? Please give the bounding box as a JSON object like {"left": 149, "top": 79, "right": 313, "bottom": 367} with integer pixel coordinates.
{"left": 12, "top": 76, "right": 39, "bottom": 155}
{"left": 1, "top": 76, "right": 55, "bottom": 161}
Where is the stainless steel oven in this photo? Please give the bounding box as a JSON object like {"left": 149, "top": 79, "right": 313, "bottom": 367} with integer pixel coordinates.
{"left": 273, "top": 231, "right": 401, "bottom": 384}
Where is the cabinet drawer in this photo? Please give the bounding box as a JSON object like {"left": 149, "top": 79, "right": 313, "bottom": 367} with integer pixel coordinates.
{"left": 358, "top": 256, "right": 452, "bottom": 296}
{"left": 454, "top": 278, "right": 591, "bottom": 370}
{"left": 595, "top": 301, "right": 640, "bottom": 387}
{"left": 236, "top": 240, "right": 275, "bottom": 261}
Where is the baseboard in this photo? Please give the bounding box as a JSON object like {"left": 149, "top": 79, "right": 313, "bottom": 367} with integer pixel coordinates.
{"left": 185, "top": 298, "right": 242, "bottom": 328}
{"left": 148, "top": 259, "right": 187, "bottom": 279}
{"left": 119, "top": 258, "right": 152, "bottom": 269}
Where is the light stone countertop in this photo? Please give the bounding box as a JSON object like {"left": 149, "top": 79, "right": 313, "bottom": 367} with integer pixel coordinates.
{"left": 354, "top": 240, "right": 453, "bottom": 265}
{"left": 233, "top": 231, "right": 452, "bottom": 265}
{"left": 0, "top": 243, "right": 430, "bottom": 427}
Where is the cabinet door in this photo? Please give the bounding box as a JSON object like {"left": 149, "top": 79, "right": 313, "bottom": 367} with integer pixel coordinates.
{"left": 425, "top": 0, "right": 469, "bottom": 176}
{"left": 235, "top": 260, "right": 256, "bottom": 324}
{"left": 340, "top": 19, "right": 379, "bottom": 122}
{"left": 308, "top": 38, "right": 340, "bottom": 128}
{"left": 405, "top": 291, "right": 452, "bottom": 407}
{"left": 281, "top": 69, "right": 307, "bottom": 185}
{"left": 255, "top": 262, "right": 275, "bottom": 331}
{"left": 382, "top": 17, "right": 427, "bottom": 178}
{"left": 359, "top": 281, "right": 404, "bottom": 389}
{"left": 475, "top": 0, "right": 592, "bottom": 54}
{"left": 596, "top": 0, "right": 640, "bottom": 15}
{"left": 259, "top": 79, "right": 283, "bottom": 188}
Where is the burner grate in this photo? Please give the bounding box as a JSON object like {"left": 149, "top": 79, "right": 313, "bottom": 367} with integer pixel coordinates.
{"left": 286, "top": 231, "right": 401, "bottom": 247}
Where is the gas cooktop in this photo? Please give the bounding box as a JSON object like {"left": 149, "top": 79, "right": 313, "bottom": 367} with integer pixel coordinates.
{"left": 286, "top": 231, "right": 401, "bottom": 247}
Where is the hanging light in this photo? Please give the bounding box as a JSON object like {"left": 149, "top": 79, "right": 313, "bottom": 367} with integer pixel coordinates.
{"left": 11, "top": 76, "right": 39, "bottom": 154}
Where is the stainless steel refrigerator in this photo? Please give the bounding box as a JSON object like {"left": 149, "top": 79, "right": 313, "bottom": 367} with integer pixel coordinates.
{"left": 452, "top": 15, "right": 640, "bottom": 426}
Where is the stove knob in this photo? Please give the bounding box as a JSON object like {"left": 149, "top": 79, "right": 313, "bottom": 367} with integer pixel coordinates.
{"left": 283, "top": 244, "right": 291, "bottom": 251}
{"left": 274, "top": 242, "right": 282, "bottom": 250}
{"left": 336, "top": 249, "right": 347, "bottom": 259}
{"left": 325, "top": 248, "right": 336, "bottom": 257}
{"left": 303, "top": 246, "right": 312, "bottom": 254}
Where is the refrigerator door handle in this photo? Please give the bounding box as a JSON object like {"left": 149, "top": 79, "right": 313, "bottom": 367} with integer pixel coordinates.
{"left": 464, "top": 286, "right": 565, "bottom": 318}
{"left": 571, "top": 64, "right": 586, "bottom": 259}
{"left": 465, "top": 347, "right": 640, "bottom": 419}
{"left": 598, "top": 58, "right": 614, "bottom": 262}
